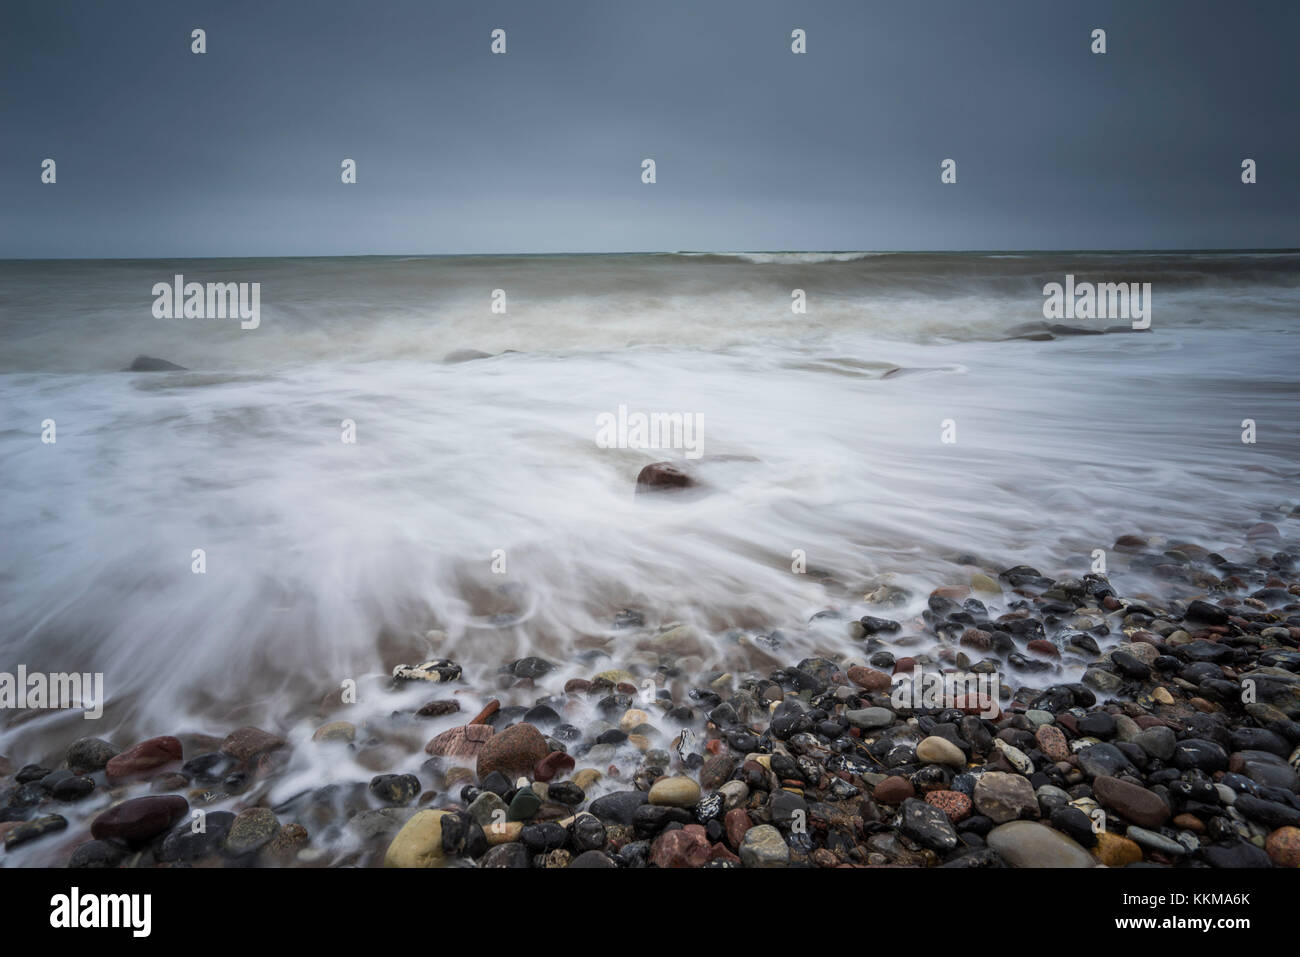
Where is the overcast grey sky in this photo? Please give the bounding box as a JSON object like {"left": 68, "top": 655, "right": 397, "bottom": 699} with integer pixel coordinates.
{"left": 2, "top": 0, "right": 1296, "bottom": 257}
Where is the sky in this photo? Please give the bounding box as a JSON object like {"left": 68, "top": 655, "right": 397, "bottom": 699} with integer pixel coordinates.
{"left": 2, "top": 0, "right": 1297, "bottom": 257}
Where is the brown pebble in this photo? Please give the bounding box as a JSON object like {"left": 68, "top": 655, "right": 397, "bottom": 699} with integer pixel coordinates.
{"left": 873, "top": 775, "right": 915, "bottom": 805}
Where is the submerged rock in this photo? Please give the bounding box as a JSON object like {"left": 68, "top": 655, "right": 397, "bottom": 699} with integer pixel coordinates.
{"left": 126, "top": 355, "right": 187, "bottom": 371}
{"left": 635, "top": 461, "right": 696, "bottom": 493}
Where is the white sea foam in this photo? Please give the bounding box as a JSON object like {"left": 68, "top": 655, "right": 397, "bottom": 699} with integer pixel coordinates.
{"left": 0, "top": 253, "right": 1297, "bottom": 754}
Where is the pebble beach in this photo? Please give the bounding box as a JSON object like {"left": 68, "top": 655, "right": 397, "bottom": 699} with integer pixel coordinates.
{"left": 4, "top": 515, "right": 1300, "bottom": 870}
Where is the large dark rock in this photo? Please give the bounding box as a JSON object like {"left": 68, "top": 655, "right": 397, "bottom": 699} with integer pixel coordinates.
{"left": 91, "top": 796, "right": 188, "bottom": 843}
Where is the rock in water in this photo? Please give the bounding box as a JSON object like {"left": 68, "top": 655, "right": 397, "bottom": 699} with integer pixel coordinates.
{"left": 635, "top": 462, "right": 696, "bottom": 493}
{"left": 443, "top": 349, "right": 494, "bottom": 363}
{"left": 65, "top": 738, "right": 120, "bottom": 773}
{"left": 223, "top": 807, "right": 280, "bottom": 856}
{"left": 986, "top": 820, "right": 1095, "bottom": 867}
{"left": 4, "top": 814, "right": 67, "bottom": 849}
{"left": 125, "top": 355, "right": 186, "bottom": 371}
{"left": 476, "top": 723, "right": 549, "bottom": 780}
{"left": 219, "top": 727, "right": 288, "bottom": 762}
{"left": 425, "top": 724, "right": 495, "bottom": 758}
{"left": 105, "top": 735, "right": 183, "bottom": 782}
{"left": 91, "top": 796, "right": 188, "bottom": 843}
{"left": 392, "top": 659, "right": 462, "bottom": 683}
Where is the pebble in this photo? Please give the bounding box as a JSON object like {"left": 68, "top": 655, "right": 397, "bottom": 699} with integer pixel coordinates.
{"left": 220, "top": 727, "right": 288, "bottom": 762}
{"left": 739, "top": 824, "right": 789, "bottom": 867}
{"left": 718, "top": 780, "right": 749, "bottom": 809}
{"left": 845, "top": 707, "right": 895, "bottom": 730}
{"left": 507, "top": 788, "right": 541, "bottom": 822}
{"left": 477, "top": 722, "right": 550, "bottom": 780}
{"left": 1092, "top": 831, "right": 1143, "bottom": 866}
{"left": 1126, "top": 825, "right": 1186, "bottom": 857}
{"left": 1133, "top": 726, "right": 1176, "bottom": 761}
{"left": 224, "top": 807, "right": 280, "bottom": 856}
{"left": 974, "top": 772, "right": 1039, "bottom": 823}
{"left": 648, "top": 775, "right": 702, "bottom": 808}
{"left": 384, "top": 809, "right": 452, "bottom": 867}
{"left": 589, "top": 790, "right": 648, "bottom": 825}
{"left": 1092, "top": 775, "right": 1171, "bottom": 829}
{"left": 312, "top": 721, "right": 357, "bottom": 742}
{"left": 3, "top": 814, "right": 67, "bottom": 850}
{"left": 652, "top": 825, "right": 711, "bottom": 868}
{"left": 369, "top": 773, "right": 421, "bottom": 806}
{"left": 1034, "top": 725, "right": 1070, "bottom": 762}
{"left": 986, "top": 820, "right": 1096, "bottom": 867}
{"left": 925, "top": 789, "right": 972, "bottom": 823}
{"left": 1265, "top": 826, "right": 1300, "bottom": 867}
{"left": 874, "top": 776, "right": 915, "bottom": 805}
{"left": 916, "top": 736, "right": 966, "bottom": 768}
{"left": 425, "top": 724, "right": 495, "bottom": 758}
{"left": 65, "top": 737, "right": 120, "bottom": 773}
{"left": 105, "top": 735, "right": 183, "bottom": 781}
{"left": 91, "top": 795, "right": 189, "bottom": 843}
{"left": 899, "top": 797, "right": 958, "bottom": 851}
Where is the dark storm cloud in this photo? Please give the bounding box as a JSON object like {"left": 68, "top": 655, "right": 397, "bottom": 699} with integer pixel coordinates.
{"left": 1, "top": 0, "right": 1296, "bottom": 257}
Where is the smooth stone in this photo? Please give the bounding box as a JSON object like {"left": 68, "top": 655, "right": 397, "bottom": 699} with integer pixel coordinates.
{"left": 589, "top": 790, "right": 648, "bottom": 825}
{"left": 845, "top": 707, "right": 895, "bottom": 730}
{"left": 986, "top": 820, "right": 1096, "bottom": 868}
{"left": 1076, "top": 742, "right": 1134, "bottom": 778}
{"left": 383, "top": 809, "right": 451, "bottom": 867}
{"left": 90, "top": 796, "right": 188, "bottom": 843}
{"left": 1092, "top": 831, "right": 1143, "bottom": 866}
{"left": 1126, "top": 825, "right": 1186, "bottom": 856}
{"left": 105, "top": 736, "right": 183, "bottom": 782}
{"left": 916, "top": 736, "right": 966, "bottom": 768}
{"left": 1092, "top": 775, "right": 1171, "bottom": 829}
{"left": 1133, "top": 726, "right": 1176, "bottom": 761}
{"left": 477, "top": 723, "right": 549, "bottom": 780}
{"left": 507, "top": 788, "right": 541, "bottom": 822}
{"left": 220, "top": 727, "right": 288, "bottom": 762}
{"left": 648, "top": 776, "right": 701, "bottom": 808}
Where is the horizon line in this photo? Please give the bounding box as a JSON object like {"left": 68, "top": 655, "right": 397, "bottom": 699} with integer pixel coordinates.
{"left": 4, "top": 246, "right": 1299, "bottom": 263}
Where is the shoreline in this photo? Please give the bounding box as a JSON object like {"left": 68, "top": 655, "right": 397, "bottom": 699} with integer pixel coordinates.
{"left": 2, "top": 522, "right": 1299, "bottom": 869}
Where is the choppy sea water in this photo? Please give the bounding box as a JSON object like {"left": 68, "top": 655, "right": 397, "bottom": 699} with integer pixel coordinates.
{"left": 1, "top": 251, "right": 1298, "bottom": 768}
